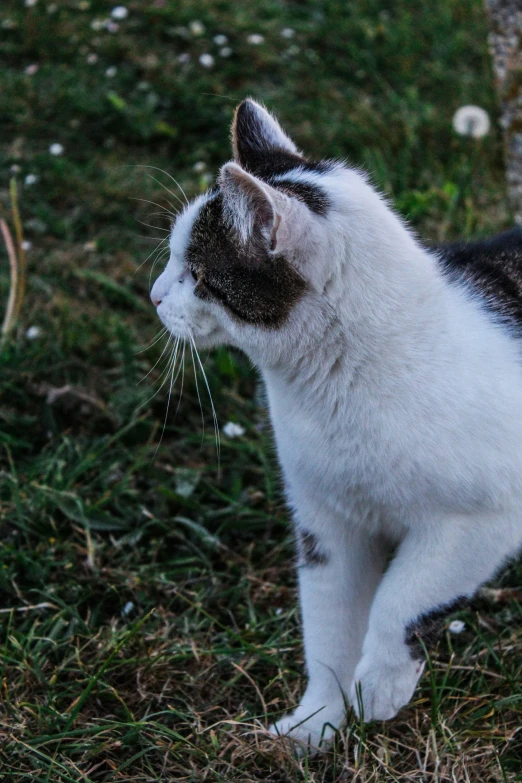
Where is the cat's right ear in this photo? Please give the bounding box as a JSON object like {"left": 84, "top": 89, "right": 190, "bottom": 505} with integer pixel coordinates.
{"left": 232, "top": 98, "right": 300, "bottom": 172}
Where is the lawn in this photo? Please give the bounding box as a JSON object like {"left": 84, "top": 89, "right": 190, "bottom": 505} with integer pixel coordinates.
{"left": 1, "top": 0, "right": 521, "bottom": 781}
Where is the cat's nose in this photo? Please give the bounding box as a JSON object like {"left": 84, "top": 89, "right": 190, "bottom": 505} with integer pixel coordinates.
{"left": 151, "top": 293, "right": 162, "bottom": 307}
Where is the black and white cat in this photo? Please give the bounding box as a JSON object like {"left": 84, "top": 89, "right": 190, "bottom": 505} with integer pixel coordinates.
{"left": 151, "top": 99, "right": 522, "bottom": 749}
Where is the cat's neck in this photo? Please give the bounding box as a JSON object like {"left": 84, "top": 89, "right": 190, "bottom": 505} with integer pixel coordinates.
{"left": 255, "top": 241, "right": 447, "bottom": 414}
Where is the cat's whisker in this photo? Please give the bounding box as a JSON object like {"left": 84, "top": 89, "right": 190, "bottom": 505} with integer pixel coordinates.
{"left": 135, "top": 326, "right": 168, "bottom": 356}
{"left": 144, "top": 173, "right": 188, "bottom": 212}
{"left": 137, "top": 335, "right": 180, "bottom": 411}
{"left": 134, "top": 236, "right": 169, "bottom": 276}
{"left": 189, "top": 332, "right": 220, "bottom": 466}
{"left": 138, "top": 331, "right": 173, "bottom": 382}
{"left": 189, "top": 337, "right": 206, "bottom": 444}
{"left": 133, "top": 164, "right": 190, "bottom": 207}
{"left": 149, "top": 247, "right": 170, "bottom": 290}
{"left": 135, "top": 218, "right": 171, "bottom": 233}
{"left": 130, "top": 197, "right": 178, "bottom": 219}
{"left": 154, "top": 337, "right": 183, "bottom": 457}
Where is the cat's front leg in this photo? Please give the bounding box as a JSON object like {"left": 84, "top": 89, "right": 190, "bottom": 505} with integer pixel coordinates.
{"left": 270, "top": 516, "right": 386, "bottom": 751}
{"left": 351, "top": 512, "right": 522, "bottom": 721}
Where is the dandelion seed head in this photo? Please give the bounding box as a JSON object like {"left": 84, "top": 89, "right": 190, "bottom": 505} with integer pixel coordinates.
{"left": 453, "top": 105, "right": 490, "bottom": 138}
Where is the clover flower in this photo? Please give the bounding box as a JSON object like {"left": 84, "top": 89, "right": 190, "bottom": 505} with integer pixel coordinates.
{"left": 111, "top": 5, "right": 128, "bottom": 20}
{"left": 199, "top": 53, "right": 214, "bottom": 68}
{"left": 223, "top": 422, "right": 245, "bottom": 438}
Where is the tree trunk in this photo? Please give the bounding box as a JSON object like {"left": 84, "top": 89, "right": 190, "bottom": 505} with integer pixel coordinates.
{"left": 486, "top": 0, "right": 522, "bottom": 222}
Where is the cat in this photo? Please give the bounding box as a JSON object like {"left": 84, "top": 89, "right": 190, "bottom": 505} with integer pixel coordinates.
{"left": 150, "top": 98, "right": 522, "bottom": 750}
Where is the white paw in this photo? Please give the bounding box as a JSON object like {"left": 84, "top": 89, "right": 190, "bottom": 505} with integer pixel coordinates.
{"left": 350, "top": 654, "right": 425, "bottom": 721}
{"left": 269, "top": 701, "right": 346, "bottom": 753}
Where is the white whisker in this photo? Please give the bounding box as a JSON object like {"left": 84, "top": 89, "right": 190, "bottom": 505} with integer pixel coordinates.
{"left": 135, "top": 326, "right": 168, "bottom": 355}
{"left": 189, "top": 332, "right": 221, "bottom": 467}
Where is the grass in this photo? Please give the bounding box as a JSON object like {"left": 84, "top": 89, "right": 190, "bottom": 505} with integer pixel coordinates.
{"left": 0, "top": 0, "right": 521, "bottom": 780}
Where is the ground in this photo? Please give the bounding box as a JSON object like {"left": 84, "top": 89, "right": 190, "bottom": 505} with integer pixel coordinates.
{"left": 0, "top": 1, "right": 521, "bottom": 781}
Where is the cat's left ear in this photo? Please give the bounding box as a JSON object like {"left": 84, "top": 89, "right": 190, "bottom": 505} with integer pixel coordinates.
{"left": 220, "top": 161, "right": 291, "bottom": 254}
{"left": 232, "top": 98, "right": 301, "bottom": 173}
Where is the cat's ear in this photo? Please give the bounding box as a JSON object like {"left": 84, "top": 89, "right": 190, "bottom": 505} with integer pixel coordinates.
{"left": 220, "top": 161, "right": 290, "bottom": 253}
{"left": 232, "top": 99, "right": 300, "bottom": 171}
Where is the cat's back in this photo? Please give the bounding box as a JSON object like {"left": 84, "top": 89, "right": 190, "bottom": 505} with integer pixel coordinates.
{"left": 437, "top": 228, "right": 522, "bottom": 327}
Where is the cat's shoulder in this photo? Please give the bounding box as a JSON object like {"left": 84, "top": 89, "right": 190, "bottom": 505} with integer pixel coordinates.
{"left": 435, "top": 228, "right": 522, "bottom": 328}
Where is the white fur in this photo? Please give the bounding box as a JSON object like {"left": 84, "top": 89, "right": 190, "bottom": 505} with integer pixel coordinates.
{"left": 151, "top": 109, "right": 522, "bottom": 750}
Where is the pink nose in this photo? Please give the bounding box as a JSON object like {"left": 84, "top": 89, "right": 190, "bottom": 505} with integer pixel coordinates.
{"left": 151, "top": 294, "right": 162, "bottom": 307}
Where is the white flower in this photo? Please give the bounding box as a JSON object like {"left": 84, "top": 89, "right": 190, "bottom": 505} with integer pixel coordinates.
{"left": 121, "top": 601, "right": 134, "bottom": 616}
{"left": 281, "top": 27, "right": 295, "bottom": 38}
{"left": 193, "top": 161, "right": 206, "bottom": 172}
{"left": 452, "top": 106, "right": 490, "bottom": 138}
{"left": 223, "top": 421, "right": 245, "bottom": 438}
{"left": 78, "top": 1, "right": 90, "bottom": 9}
{"left": 26, "top": 326, "right": 41, "bottom": 339}
{"left": 105, "top": 20, "right": 119, "bottom": 32}
{"left": 10, "top": 164, "right": 21, "bottom": 175}
{"left": 87, "top": 53, "right": 98, "bottom": 64}
{"left": 448, "top": 620, "right": 466, "bottom": 634}
{"left": 24, "top": 174, "right": 38, "bottom": 185}
{"left": 111, "top": 5, "right": 128, "bottom": 19}
{"left": 219, "top": 47, "right": 232, "bottom": 58}
{"left": 25, "top": 0, "right": 38, "bottom": 6}
{"left": 105, "top": 66, "right": 117, "bottom": 77}
{"left": 137, "top": 80, "right": 150, "bottom": 90}
{"left": 91, "top": 19, "right": 104, "bottom": 30}
{"left": 247, "top": 33, "right": 264, "bottom": 45}
{"left": 24, "top": 64, "right": 39, "bottom": 75}
{"left": 214, "top": 34, "right": 228, "bottom": 45}
{"left": 47, "top": 3, "right": 57, "bottom": 12}
{"left": 189, "top": 20, "right": 205, "bottom": 36}
{"left": 2, "top": 19, "right": 16, "bottom": 29}
{"left": 21, "top": 240, "right": 32, "bottom": 252}
{"left": 49, "top": 143, "right": 64, "bottom": 156}
{"left": 83, "top": 240, "right": 97, "bottom": 251}
{"left": 177, "top": 53, "right": 191, "bottom": 64}
{"left": 199, "top": 53, "right": 214, "bottom": 68}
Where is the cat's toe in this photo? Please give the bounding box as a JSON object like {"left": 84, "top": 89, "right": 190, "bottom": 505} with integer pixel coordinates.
{"left": 269, "top": 702, "right": 345, "bottom": 754}
{"left": 350, "top": 654, "right": 425, "bottom": 722}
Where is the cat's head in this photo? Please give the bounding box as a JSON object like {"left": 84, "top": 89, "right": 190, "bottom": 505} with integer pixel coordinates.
{"left": 150, "top": 99, "right": 377, "bottom": 364}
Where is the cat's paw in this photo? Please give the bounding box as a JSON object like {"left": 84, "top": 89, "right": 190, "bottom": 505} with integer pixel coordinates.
{"left": 350, "top": 653, "right": 425, "bottom": 722}
{"left": 269, "top": 701, "right": 346, "bottom": 754}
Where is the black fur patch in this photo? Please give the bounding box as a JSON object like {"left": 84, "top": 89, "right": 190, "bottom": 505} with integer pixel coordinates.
{"left": 186, "top": 193, "right": 307, "bottom": 327}
{"left": 271, "top": 178, "right": 329, "bottom": 216}
{"left": 297, "top": 529, "right": 329, "bottom": 567}
{"left": 233, "top": 99, "right": 333, "bottom": 181}
{"left": 405, "top": 596, "right": 468, "bottom": 660}
{"left": 438, "top": 228, "right": 522, "bottom": 329}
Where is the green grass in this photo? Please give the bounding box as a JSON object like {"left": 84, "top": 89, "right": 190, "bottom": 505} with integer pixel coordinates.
{"left": 1, "top": 0, "right": 521, "bottom": 780}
